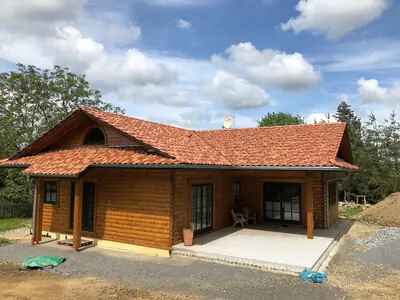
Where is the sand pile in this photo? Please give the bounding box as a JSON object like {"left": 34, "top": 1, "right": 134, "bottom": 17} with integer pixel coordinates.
{"left": 358, "top": 192, "right": 400, "bottom": 227}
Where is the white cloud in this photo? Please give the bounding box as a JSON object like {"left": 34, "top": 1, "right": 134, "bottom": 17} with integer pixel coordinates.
{"left": 86, "top": 48, "right": 175, "bottom": 88}
{"left": 180, "top": 110, "right": 212, "bottom": 125}
{"left": 119, "top": 84, "right": 190, "bottom": 107}
{"left": 176, "top": 19, "right": 192, "bottom": 29}
{"left": 145, "top": 0, "right": 212, "bottom": 6}
{"left": 339, "top": 94, "right": 349, "bottom": 103}
{"left": 213, "top": 42, "right": 320, "bottom": 90}
{"left": 49, "top": 26, "right": 105, "bottom": 72}
{"left": 316, "top": 39, "right": 400, "bottom": 72}
{"left": 0, "top": 0, "right": 86, "bottom": 35}
{"left": 307, "top": 113, "right": 337, "bottom": 124}
{"left": 281, "top": 0, "right": 388, "bottom": 39}
{"left": 358, "top": 78, "right": 400, "bottom": 103}
{"left": 204, "top": 71, "right": 270, "bottom": 109}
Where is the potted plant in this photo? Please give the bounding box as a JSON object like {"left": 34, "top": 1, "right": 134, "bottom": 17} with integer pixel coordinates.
{"left": 183, "top": 226, "right": 194, "bottom": 246}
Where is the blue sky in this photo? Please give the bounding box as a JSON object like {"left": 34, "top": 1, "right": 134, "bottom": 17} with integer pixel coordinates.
{"left": 0, "top": 0, "right": 399, "bottom": 128}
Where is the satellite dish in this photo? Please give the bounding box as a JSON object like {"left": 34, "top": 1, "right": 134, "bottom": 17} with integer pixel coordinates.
{"left": 223, "top": 117, "right": 233, "bottom": 129}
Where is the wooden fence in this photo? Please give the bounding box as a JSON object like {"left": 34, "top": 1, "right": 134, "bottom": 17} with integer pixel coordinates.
{"left": 0, "top": 202, "right": 32, "bottom": 219}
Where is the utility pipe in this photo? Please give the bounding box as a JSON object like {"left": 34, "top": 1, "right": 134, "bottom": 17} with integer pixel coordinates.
{"left": 325, "top": 171, "right": 350, "bottom": 228}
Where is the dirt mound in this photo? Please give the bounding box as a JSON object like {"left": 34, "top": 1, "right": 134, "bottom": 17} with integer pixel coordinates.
{"left": 358, "top": 192, "right": 400, "bottom": 227}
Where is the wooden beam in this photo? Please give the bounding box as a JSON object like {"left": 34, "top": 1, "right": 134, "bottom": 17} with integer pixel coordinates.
{"left": 73, "top": 180, "right": 83, "bottom": 250}
{"left": 306, "top": 174, "right": 314, "bottom": 239}
{"left": 35, "top": 180, "right": 44, "bottom": 243}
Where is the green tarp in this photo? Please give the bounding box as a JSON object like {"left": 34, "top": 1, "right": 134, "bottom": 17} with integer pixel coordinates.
{"left": 19, "top": 256, "right": 67, "bottom": 270}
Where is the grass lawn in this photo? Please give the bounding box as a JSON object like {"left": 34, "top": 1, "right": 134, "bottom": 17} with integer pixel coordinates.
{"left": 0, "top": 218, "right": 31, "bottom": 232}
{"left": 343, "top": 207, "right": 363, "bottom": 219}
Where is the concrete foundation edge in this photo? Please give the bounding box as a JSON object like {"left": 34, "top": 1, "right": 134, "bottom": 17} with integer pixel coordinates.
{"left": 43, "top": 231, "right": 170, "bottom": 257}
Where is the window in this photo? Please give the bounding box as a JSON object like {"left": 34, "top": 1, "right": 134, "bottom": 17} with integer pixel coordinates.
{"left": 84, "top": 128, "right": 105, "bottom": 145}
{"left": 191, "top": 184, "right": 213, "bottom": 233}
{"left": 44, "top": 182, "right": 58, "bottom": 204}
{"left": 328, "top": 182, "right": 337, "bottom": 205}
{"left": 233, "top": 181, "right": 241, "bottom": 203}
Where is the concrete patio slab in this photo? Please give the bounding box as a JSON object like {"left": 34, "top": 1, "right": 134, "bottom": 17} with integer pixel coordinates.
{"left": 173, "top": 219, "right": 352, "bottom": 273}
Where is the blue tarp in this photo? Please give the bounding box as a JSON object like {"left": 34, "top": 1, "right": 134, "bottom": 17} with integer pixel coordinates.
{"left": 300, "top": 269, "right": 327, "bottom": 284}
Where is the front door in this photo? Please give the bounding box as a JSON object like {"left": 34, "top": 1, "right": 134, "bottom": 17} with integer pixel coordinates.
{"left": 191, "top": 184, "right": 213, "bottom": 234}
{"left": 263, "top": 182, "right": 302, "bottom": 224}
{"left": 70, "top": 182, "right": 96, "bottom": 232}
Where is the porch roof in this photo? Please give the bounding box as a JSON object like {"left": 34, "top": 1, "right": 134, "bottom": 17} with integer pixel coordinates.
{"left": 0, "top": 147, "right": 178, "bottom": 177}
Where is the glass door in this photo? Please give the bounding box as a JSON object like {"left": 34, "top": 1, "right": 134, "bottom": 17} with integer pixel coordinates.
{"left": 191, "top": 184, "right": 213, "bottom": 234}
{"left": 264, "top": 182, "right": 302, "bottom": 224}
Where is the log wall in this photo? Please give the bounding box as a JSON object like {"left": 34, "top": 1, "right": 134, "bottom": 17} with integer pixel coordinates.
{"left": 39, "top": 169, "right": 337, "bottom": 250}
{"left": 40, "top": 169, "right": 172, "bottom": 250}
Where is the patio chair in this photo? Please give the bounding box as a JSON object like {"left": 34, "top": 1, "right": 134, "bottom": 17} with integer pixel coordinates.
{"left": 230, "top": 209, "right": 246, "bottom": 228}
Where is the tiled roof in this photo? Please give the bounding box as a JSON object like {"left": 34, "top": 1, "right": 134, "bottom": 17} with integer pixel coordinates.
{"left": 0, "top": 147, "right": 177, "bottom": 176}
{"left": 80, "top": 107, "right": 357, "bottom": 169}
{"left": 80, "top": 107, "right": 231, "bottom": 165}
{"left": 1, "top": 107, "right": 358, "bottom": 176}
{"left": 196, "top": 123, "right": 352, "bottom": 168}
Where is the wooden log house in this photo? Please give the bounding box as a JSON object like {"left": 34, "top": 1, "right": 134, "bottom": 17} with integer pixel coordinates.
{"left": 0, "top": 107, "right": 358, "bottom": 255}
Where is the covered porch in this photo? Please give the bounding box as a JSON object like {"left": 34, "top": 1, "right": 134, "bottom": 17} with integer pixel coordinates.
{"left": 173, "top": 219, "right": 351, "bottom": 272}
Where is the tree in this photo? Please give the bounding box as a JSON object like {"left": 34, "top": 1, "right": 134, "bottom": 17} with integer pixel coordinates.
{"left": 334, "top": 101, "right": 400, "bottom": 203}
{"left": 0, "top": 63, "right": 124, "bottom": 203}
{"left": 334, "top": 101, "right": 368, "bottom": 198}
{"left": 258, "top": 112, "right": 305, "bottom": 127}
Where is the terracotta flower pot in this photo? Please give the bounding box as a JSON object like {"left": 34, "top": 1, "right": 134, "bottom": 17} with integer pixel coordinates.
{"left": 183, "top": 229, "right": 194, "bottom": 246}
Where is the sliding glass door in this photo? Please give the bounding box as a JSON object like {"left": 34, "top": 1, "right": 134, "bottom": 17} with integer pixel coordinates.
{"left": 191, "top": 184, "right": 213, "bottom": 234}
{"left": 263, "top": 182, "right": 302, "bottom": 224}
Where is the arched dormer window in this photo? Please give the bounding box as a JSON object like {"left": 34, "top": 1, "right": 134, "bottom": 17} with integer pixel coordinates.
{"left": 84, "top": 128, "right": 105, "bottom": 145}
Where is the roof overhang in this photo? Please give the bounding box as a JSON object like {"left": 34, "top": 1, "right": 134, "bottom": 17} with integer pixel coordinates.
{"left": 92, "top": 164, "right": 353, "bottom": 172}
{"left": 0, "top": 161, "right": 355, "bottom": 178}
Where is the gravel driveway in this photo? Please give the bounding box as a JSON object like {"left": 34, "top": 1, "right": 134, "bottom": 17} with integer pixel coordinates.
{"left": 0, "top": 240, "right": 346, "bottom": 300}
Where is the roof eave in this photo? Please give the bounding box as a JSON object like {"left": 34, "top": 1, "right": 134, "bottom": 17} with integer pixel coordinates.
{"left": 92, "top": 163, "right": 350, "bottom": 172}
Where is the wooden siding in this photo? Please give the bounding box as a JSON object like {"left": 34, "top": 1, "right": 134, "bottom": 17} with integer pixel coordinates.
{"left": 39, "top": 169, "right": 336, "bottom": 250}
{"left": 173, "top": 170, "right": 234, "bottom": 245}
{"left": 50, "top": 116, "right": 135, "bottom": 149}
{"left": 42, "top": 180, "right": 71, "bottom": 233}
{"left": 40, "top": 169, "right": 172, "bottom": 250}
{"left": 328, "top": 181, "right": 339, "bottom": 226}
{"left": 95, "top": 170, "right": 171, "bottom": 250}
{"left": 313, "top": 173, "right": 325, "bottom": 229}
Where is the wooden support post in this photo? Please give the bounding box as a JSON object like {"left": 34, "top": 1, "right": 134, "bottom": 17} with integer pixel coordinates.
{"left": 306, "top": 174, "right": 314, "bottom": 239}
{"left": 35, "top": 180, "right": 44, "bottom": 243}
{"left": 73, "top": 180, "right": 83, "bottom": 250}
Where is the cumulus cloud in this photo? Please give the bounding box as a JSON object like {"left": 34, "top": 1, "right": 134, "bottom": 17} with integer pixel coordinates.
{"left": 307, "top": 113, "right": 337, "bottom": 124}
{"left": 204, "top": 71, "right": 270, "bottom": 109}
{"left": 213, "top": 42, "right": 320, "bottom": 90}
{"left": 281, "top": 0, "right": 388, "bottom": 39}
{"left": 119, "top": 84, "right": 190, "bottom": 107}
{"left": 48, "top": 27, "right": 105, "bottom": 72}
{"left": 0, "top": 0, "right": 86, "bottom": 35}
{"left": 358, "top": 78, "right": 400, "bottom": 103}
{"left": 86, "top": 48, "right": 175, "bottom": 88}
{"left": 176, "top": 19, "right": 192, "bottom": 29}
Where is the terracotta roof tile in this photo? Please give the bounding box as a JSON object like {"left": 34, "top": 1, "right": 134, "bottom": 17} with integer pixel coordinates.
{"left": 195, "top": 123, "right": 353, "bottom": 168}
{"left": 80, "top": 107, "right": 231, "bottom": 166}
{"left": 3, "top": 107, "right": 358, "bottom": 173}
{"left": 80, "top": 107, "right": 358, "bottom": 169}
{"left": 0, "top": 147, "right": 177, "bottom": 176}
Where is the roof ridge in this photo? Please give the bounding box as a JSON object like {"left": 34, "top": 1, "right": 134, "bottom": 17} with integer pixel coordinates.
{"left": 195, "top": 122, "right": 347, "bottom": 133}
{"left": 80, "top": 106, "right": 190, "bottom": 132}
{"left": 190, "top": 130, "right": 234, "bottom": 166}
